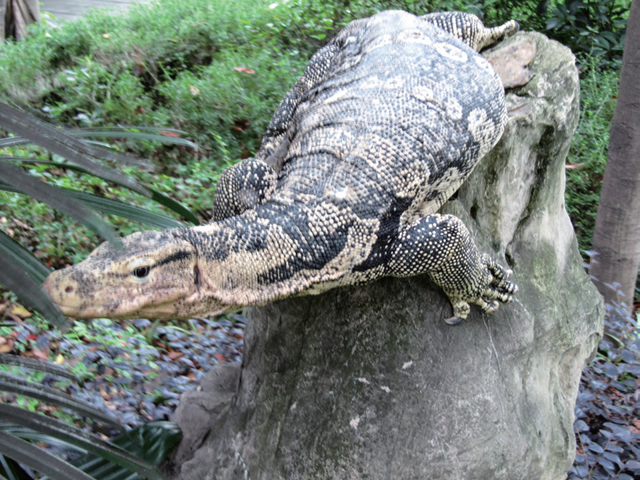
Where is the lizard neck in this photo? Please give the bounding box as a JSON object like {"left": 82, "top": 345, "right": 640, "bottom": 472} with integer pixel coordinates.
{"left": 177, "top": 203, "right": 308, "bottom": 308}
{"left": 176, "top": 199, "right": 382, "bottom": 310}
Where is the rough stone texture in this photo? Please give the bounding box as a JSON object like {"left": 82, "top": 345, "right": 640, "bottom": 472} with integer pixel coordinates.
{"left": 485, "top": 37, "right": 536, "bottom": 89}
{"left": 169, "top": 31, "right": 604, "bottom": 480}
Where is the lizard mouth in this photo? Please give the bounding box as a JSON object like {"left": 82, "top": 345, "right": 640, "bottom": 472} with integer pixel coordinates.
{"left": 42, "top": 269, "right": 179, "bottom": 320}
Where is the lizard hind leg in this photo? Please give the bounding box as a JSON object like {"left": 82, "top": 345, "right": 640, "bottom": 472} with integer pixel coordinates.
{"left": 420, "top": 11, "right": 519, "bottom": 51}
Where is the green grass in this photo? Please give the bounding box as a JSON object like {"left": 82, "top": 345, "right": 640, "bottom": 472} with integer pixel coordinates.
{"left": 565, "top": 62, "right": 620, "bottom": 254}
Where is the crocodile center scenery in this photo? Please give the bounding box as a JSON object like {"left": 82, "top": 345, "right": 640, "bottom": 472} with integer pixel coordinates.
{"left": 43, "top": 10, "right": 518, "bottom": 326}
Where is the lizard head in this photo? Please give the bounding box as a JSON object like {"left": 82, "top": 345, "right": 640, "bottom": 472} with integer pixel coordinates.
{"left": 42, "top": 229, "right": 227, "bottom": 320}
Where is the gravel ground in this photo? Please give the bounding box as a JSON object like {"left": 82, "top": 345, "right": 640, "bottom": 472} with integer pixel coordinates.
{"left": 1, "top": 310, "right": 245, "bottom": 429}
{"left": 71, "top": 315, "right": 247, "bottom": 427}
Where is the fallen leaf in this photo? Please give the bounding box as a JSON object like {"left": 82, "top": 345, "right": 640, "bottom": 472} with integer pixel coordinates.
{"left": 161, "top": 131, "right": 180, "bottom": 138}
{"left": 54, "top": 354, "right": 64, "bottom": 365}
{"left": 10, "top": 305, "right": 32, "bottom": 319}
{"left": 167, "top": 351, "right": 184, "bottom": 360}
{"left": 32, "top": 349, "right": 49, "bottom": 361}
{"left": 234, "top": 67, "right": 255, "bottom": 74}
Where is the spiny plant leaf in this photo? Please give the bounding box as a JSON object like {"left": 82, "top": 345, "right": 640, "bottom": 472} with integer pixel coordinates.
{"left": 1, "top": 157, "right": 199, "bottom": 224}
{"left": 0, "top": 405, "right": 161, "bottom": 480}
{"left": 0, "top": 253, "right": 66, "bottom": 328}
{"left": 72, "top": 422, "right": 182, "bottom": 480}
{"left": 67, "top": 128, "right": 198, "bottom": 150}
{"left": 0, "top": 431, "right": 94, "bottom": 480}
{"left": 0, "top": 103, "right": 149, "bottom": 193}
{"left": 0, "top": 231, "right": 51, "bottom": 285}
{"left": 0, "top": 374, "right": 121, "bottom": 430}
{"left": 60, "top": 189, "right": 185, "bottom": 229}
{"left": 0, "top": 126, "right": 197, "bottom": 152}
{"left": 0, "top": 163, "right": 120, "bottom": 247}
{"left": 1, "top": 181, "right": 184, "bottom": 230}
{"left": 0, "top": 354, "right": 78, "bottom": 383}
{"left": 0, "top": 453, "right": 32, "bottom": 480}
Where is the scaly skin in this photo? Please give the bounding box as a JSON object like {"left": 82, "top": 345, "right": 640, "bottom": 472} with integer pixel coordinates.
{"left": 43, "top": 11, "right": 518, "bottom": 323}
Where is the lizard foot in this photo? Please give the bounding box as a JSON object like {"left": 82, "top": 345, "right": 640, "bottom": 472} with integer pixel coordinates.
{"left": 444, "top": 255, "right": 517, "bottom": 326}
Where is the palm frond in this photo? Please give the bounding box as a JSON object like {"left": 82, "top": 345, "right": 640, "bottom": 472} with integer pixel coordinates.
{"left": 0, "top": 126, "right": 197, "bottom": 151}
{"left": 0, "top": 405, "right": 161, "bottom": 480}
{"left": 1, "top": 157, "right": 199, "bottom": 224}
{"left": 0, "top": 374, "right": 122, "bottom": 430}
{"left": 0, "top": 163, "right": 120, "bottom": 247}
{"left": 0, "top": 181, "right": 184, "bottom": 230}
{"left": 0, "top": 253, "right": 66, "bottom": 328}
{"left": 0, "top": 231, "right": 51, "bottom": 285}
{"left": 0, "top": 354, "right": 78, "bottom": 383}
{"left": 0, "top": 104, "right": 149, "bottom": 192}
{"left": 0, "top": 431, "right": 95, "bottom": 480}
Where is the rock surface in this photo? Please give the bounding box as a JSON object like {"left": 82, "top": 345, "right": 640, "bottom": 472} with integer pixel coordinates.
{"left": 169, "top": 31, "right": 604, "bottom": 480}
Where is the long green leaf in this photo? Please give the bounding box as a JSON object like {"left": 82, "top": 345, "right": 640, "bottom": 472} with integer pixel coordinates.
{"left": 0, "top": 430, "right": 94, "bottom": 480}
{"left": 0, "top": 253, "right": 67, "bottom": 329}
{"left": 61, "top": 189, "right": 184, "bottom": 229}
{"left": 0, "top": 103, "right": 149, "bottom": 194}
{"left": 0, "top": 405, "right": 161, "bottom": 480}
{"left": 0, "top": 162, "right": 121, "bottom": 247}
{"left": 68, "top": 130, "right": 198, "bottom": 149}
{"left": 0, "top": 423, "right": 85, "bottom": 452}
{"left": 0, "top": 231, "right": 51, "bottom": 285}
{"left": 149, "top": 189, "right": 200, "bottom": 225}
{"left": 0, "top": 454, "right": 32, "bottom": 480}
{"left": 1, "top": 157, "right": 199, "bottom": 225}
{"left": 0, "top": 374, "right": 121, "bottom": 430}
{"left": 0, "top": 354, "right": 78, "bottom": 383}
{"left": 0, "top": 126, "right": 197, "bottom": 151}
{"left": 0, "top": 181, "right": 183, "bottom": 229}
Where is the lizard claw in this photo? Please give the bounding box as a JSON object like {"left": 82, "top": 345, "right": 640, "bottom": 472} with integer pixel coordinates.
{"left": 445, "top": 316, "right": 465, "bottom": 326}
{"left": 443, "top": 255, "right": 518, "bottom": 325}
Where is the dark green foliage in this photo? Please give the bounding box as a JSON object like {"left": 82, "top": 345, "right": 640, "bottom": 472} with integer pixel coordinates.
{"left": 564, "top": 63, "right": 619, "bottom": 254}
{"left": 0, "top": 354, "right": 180, "bottom": 480}
{"left": 546, "top": 0, "right": 629, "bottom": 65}
{"left": 569, "top": 296, "right": 640, "bottom": 480}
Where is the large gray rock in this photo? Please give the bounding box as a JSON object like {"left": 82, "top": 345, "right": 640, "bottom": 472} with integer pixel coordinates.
{"left": 169, "top": 31, "right": 604, "bottom": 480}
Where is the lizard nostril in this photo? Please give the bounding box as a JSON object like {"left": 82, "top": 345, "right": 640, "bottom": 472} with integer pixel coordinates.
{"left": 65, "top": 286, "right": 74, "bottom": 294}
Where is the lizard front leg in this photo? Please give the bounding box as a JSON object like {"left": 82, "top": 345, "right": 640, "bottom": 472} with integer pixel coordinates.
{"left": 213, "top": 38, "right": 345, "bottom": 222}
{"left": 386, "top": 214, "right": 517, "bottom": 325}
{"left": 211, "top": 158, "right": 277, "bottom": 221}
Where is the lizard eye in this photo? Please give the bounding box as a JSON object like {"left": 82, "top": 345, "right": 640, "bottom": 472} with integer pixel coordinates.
{"left": 133, "top": 266, "right": 151, "bottom": 278}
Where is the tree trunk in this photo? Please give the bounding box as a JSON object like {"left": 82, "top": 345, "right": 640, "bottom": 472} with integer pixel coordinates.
{"left": 3, "top": 0, "right": 40, "bottom": 41}
{"left": 589, "top": 0, "right": 640, "bottom": 317}
{"left": 168, "top": 31, "right": 603, "bottom": 480}
{"left": 1, "top": 0, "right": 5, "bottom": 41}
